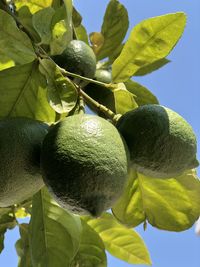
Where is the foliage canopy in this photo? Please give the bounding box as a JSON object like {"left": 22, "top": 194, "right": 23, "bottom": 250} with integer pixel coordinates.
{"left": 0, "top": 0, "right": 199, "bottom": 266}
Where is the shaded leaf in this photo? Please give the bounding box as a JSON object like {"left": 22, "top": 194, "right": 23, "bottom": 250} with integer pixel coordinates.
{"left": 113, "top": 169, "right": 200, "bottom": 231}
{"left": 15, "top": 224, "right": 32, "bottom": 267}
{"left": 125, "top": 79, "right": 159, "bottom": 106}
{"left": 85, "top": 82, "right": 137, "bottom": 116}
{"left": 17, "top": 6, "right": 40, "bottom": 42}
{"left": 30, "top": 187, "right": 82, "bottom": 267}
{"left": 90, "top": 32, "right": 104, "bottom": 55}
{"left": 32, "top": 7, "right": 55, "bottom": 44}
{"left": 72, "top": 6, "right": 82, "bottom": 27}
{"left": 0, "top": 209, "right": 17, "bottom": 253}
{"left": 0, "top": 61, "right": 56, "bottom": 122}
{"left": 97, "top": 0, "right": 129, "bottom": 60}
{"left": 84, "top": 213, "right": 151, "bottom": 265}
{"left": 0, "top": 10, "right": 36, "bottom": 64}
{"left": 15, "top": 0, "right": 53, "bottom": 14}
{"left": 134, "top": 58, "right": 170, "bottom": 76}
{"left": 72, "top": 219, "right": 107, "bottom": 267}
{"left": 39, "top": 59, "right": 78, "bottom": 114}
{"left": 112, "top": 12, "right": 186, "bottom": 82}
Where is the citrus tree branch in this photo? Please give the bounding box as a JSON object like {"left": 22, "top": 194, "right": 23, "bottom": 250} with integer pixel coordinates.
{"left": 78, "top": 87, "right": 121, "bottom": 123}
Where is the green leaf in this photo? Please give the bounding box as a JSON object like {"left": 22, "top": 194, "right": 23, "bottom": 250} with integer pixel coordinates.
{"left": 15, "top": 224, "right": 32, "bottom": 267}
{"left": 89, "top": 32, "right": 104, "bottom": 55}
{"left": 112, "top": 169, "right": 146, "bottom": 228}
{"left": 17, "top": 6, "right": 40, "bottom": 42}
{"left": 15, "top": 0, "right": 54, "bottom": 14}
{"left": 0, "top": 10, "right": 36, "bottom": 64}
{"left": 0, "top": 61, "right": 56, "bottom": 122}
{"left": 72, "top": 6, "right": 82, "bottom": 27}
{"left": 50, "top": 6, "right": 70, "bottom": 55}
{"left": 75, "top": 25, "right": 89, "bottom": 45}
{"left": 72, "top": 219, "right": 107, "bottom": 267}
{"left": 32, "top": 7, "right": 55, "bottom": 44}
{"left": 0, "top": 55, "right": 15, "bottom": 71}
{"left": 97, "top": 0, "right": 129, "bottom": 60}
{"left": 113, "top": 169, "right": 200, "bottom": 231}
{"left": 134, "top": 58, "right": 170, "bottom": 76}
{"left": 30, "top": 187, "right": 82, "bottom": 267}
{"left": 85, "top": 83, "right": 137, "bottom": 116}
{"left": 63, "top": 0, "right": 73, "bottom": 41}
{"left": 39, "top": 59, "right": 78, "bottom": 114}
{"left": 84, "top": 213, "right": 151, "bottom": 265}
{"left": 112, "top": 12, "right": 186, "bottom": 82}
{"left": 125, "top": 79, "right": 159, "bottom": 106}
{"left": 0, "top": 209, "right": 17, "bottom": 253}
{"left": 113, "top": 84, "right": 138, "bottom": 114}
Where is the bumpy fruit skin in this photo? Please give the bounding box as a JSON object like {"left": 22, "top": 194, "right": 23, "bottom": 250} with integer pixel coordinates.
{"left": 41, "top": 114, "right": 129, "bottom": 217}
{"left": 116, "top": 104, "right": 199, "bottom": 178}
{"left": 0, "top": 117, "right": 48, "bottom": 207}
{"left": 53, "top": 40, "right": 96, "bottom": 79}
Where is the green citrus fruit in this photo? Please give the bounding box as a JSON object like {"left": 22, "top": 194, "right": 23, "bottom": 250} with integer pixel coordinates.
{"left": 0, "top": 117, "right": 48, "bottom": 207}
{"left": 41, "top": 114, "right": 129, "bottom": 217}
{"left": 94, "top": 69, "right": 112, "bottom": 83}
{"left": 84, "top": 69, "right": 113, "bottom": 116}
{"left": 53, "top": 40, "right": 96, "bottom": 79}
{"left": 116, "top": 104, "right": 199, "bottom": 178}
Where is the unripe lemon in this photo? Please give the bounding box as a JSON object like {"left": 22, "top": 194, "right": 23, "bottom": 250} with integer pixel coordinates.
{"left": 116, "top": 104, "right": 198, "bottom": 178}
{"left": 41, "top": 114, "right": 129, "bottom": 217}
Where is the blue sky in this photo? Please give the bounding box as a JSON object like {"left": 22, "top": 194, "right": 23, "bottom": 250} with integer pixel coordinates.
{"left": 1, "top": 0, "right": 200, "bottom": 266}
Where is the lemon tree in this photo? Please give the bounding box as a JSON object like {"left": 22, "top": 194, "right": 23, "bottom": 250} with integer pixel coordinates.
{"left": 0, "top": 1, "right": 199, "bottom": 266}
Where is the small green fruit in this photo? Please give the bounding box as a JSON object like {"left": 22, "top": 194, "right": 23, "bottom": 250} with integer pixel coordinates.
{"left": 52, "top": 40, "right": 96, "bottom": 79}
{"left": 41, "top": 114, "right": 129, "bottom": 217}
{"left": 116, "top": 104, "right": 199, "bottom": 178}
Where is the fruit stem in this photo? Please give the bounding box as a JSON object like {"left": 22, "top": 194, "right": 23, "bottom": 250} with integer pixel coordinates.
{"left": 78, "top": 87, "right": 120, "bottom": 123}
{"left": 60, "top": 68, "right": 113, "bottom": 89}
{"left": 78, "top": 95, "right": 85, "bottom": 114}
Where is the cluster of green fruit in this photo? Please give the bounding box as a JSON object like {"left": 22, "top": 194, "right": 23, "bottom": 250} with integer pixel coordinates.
{"left": 0, "top": 40, "right": 198, "bottom": 218}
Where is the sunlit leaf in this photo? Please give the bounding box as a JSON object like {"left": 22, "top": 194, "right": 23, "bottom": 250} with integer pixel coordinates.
{"left": 112, "top": 169, "right": 145, "bottom": 227}
{"left": 113, "top": 169, "right": 200, "bottom": 231}
{"left": 0, "top": 10, "right": 36, "bottom": 64}
{"left": 75, "top": 25, "right": 89, "bottom": 44}
{"left": 15, "top": 0, "right": 53, "bottom": 13}
{"left": 0, "top": 55, "right": 15, "bottom": 71}
{"left": 84, "top": 213, "right": 151, "bottom": 265}
{"left": 30, "top": 187, "right": 82, "bottom": 267}
{"left": 63, "top": 0, "right": 73, "bottom": 41}
{"left": 134, "top": 58, "right": 170, "bottom": 76}
{"left": 32, "top": 7, "right": 55, "bottom": 44}
{"left": 72, "top": 219, "right": 107, "bottom": 267}
{"left": 39, "top": 59, "right": 78, "bottom": 114}
{"left": 97, "top": 0, "right": 129, "bottom": 60}
{"left": 50, "top": 6, "right": 70, "bottom": 55}
{"left": 112, "top": 12, "right": 186, "bottom": 82}
{"left": 15, "top": 224, "right": 32, "bottom": 267}
{"left": 125, "top": 79, "right": 159, "bottom": 106}
{"left": 0, "top": 61, "right": 56, "bottom": 122}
